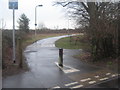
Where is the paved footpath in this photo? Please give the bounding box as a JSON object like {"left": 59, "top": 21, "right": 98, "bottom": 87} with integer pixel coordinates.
{"left": 3, "top": 34, "right": 118, "bottom": 88}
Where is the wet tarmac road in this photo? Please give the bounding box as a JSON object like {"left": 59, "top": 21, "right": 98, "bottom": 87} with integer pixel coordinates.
{"left": 3, "top": 35, "right": 118, "bottom": 88}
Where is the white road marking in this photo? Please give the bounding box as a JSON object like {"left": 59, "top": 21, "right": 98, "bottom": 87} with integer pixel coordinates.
{"left": 65, "top": 82, "right": 78, "bottom": 86}
{"left": 106, "top": 73, "right": 111, "bottom": 75}
{"left": 71, "top": 85, "right": 83, "bottom": 88}
{"left": 52, "top": 86, "right": 60, "bottom": 88}
{"left": 55, "top": 62, "right": 63, "bottom": 70}
{"left": 55, "top": 62, "right": 80, "bottom": 74}
{"left": 112, "top": 74, "right": 116, "bottom": 77}
{"left": 63, "top": 69, "right": 80, "bottom": 73}
{"left": 111, "top": 74, "right": 118, "bottom": 77}
{"left": 94, "top": 75, "right": 100, "bottom": 78}
{"left": 41, "top": 44, "right": 55, "bottom": 47}
{"left": 88, "top": 81, "right": 96, "bottom": 84}
{"left": 99, "top": 77, "right": 108, "bottom": 81}
{"left": 80, "top": 78, "right": 91, "bottom": 82}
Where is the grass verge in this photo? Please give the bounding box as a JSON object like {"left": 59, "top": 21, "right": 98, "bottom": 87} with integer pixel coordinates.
{"left": 55, "top": 34, "right": 119, "bottom": 72}
{"left": 55, "top": 35, "right": 90, "bottom": 50}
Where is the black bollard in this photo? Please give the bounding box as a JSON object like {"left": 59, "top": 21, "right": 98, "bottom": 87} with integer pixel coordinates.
{"left": 59, "top": 48, "right": 63, "bottom": 67}
{"left": 13, "top": 60, "right": 16, "bottom": 63}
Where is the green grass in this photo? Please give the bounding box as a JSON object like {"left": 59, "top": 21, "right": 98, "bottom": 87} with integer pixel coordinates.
{"left": 55, "top": 35, "right": 90, "bottom": 50}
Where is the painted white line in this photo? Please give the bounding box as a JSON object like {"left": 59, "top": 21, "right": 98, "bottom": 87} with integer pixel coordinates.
{"left": 41, "top": 44, "right": 55, "bottom": 47}
{"left": 106, "top": 73, "right": 111, "bottom": 75}
{"left": 80, "top": 78, "right": 91, "bottom": 82}
{"left": 94, "top": 75, "right": 100, "bottom": 78}
{"left": 52, "top": 86, "right": 60, "bottom": 88}
{"left": 63, "top": 69, "right": 80, "bottom": 73}
{"left": 99, "top": 77, "right": 108, "bottom": 81}
{"left": 111, "top": 74, "right": 116, "bottom": 77}
{"left": 63, "top": 65, "right": 80, "bottom": 71}
{"left": 111, "top": 74, "right": 118, "bottom": 77}
{"left": 71, "top": 85, "right": 83, "bottom": 88}
{"left": 55, "top": 62, "right": 80, "bottom": 74}
{"left": 63, "top": 65, "right": 73, "bottom": 69}
{"left": 65, "top": 82, "right": 78, "bottom": 86}
{"left": 55, "top": 62, "right": 63, "bottom": 70}
{"left": 88, "top": 81, "right": 96, "bottom": 84}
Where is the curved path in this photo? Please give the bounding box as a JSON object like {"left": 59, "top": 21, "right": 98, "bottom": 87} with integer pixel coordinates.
{"left": 3, "top": 35, "right": 117, "bottom": 88}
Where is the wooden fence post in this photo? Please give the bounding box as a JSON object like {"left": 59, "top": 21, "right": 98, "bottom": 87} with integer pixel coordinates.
{"left": 18, "top": 37, "right": 23, "bottom": 68}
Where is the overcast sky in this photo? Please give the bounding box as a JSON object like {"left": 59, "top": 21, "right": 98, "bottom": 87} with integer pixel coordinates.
{"left": 0, "top": 0, "right": 76, "bottom": 29}
{"left": 0, "top": 0, "right": 119, "bottom": 29}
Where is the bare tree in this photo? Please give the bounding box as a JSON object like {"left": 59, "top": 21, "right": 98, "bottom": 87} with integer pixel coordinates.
{"left": 55, "top": 1, "right": 119, "bottom": 60}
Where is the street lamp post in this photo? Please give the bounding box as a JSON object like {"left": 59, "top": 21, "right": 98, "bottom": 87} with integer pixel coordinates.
{"left": 35, "top": 5, "right": 43, "bottom": 36}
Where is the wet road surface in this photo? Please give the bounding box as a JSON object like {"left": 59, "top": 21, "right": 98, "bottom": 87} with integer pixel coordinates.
{"left": 3, "top": 35, "right": 118, "bottom": 88}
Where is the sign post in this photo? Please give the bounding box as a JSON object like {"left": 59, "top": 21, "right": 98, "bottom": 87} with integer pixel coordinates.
{"left": 9, "top": 0, "right": 18, "bottom": 63}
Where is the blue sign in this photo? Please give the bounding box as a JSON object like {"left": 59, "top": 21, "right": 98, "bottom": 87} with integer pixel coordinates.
{"left": 9, "top": 0, "right": 18, "bottom": 9}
